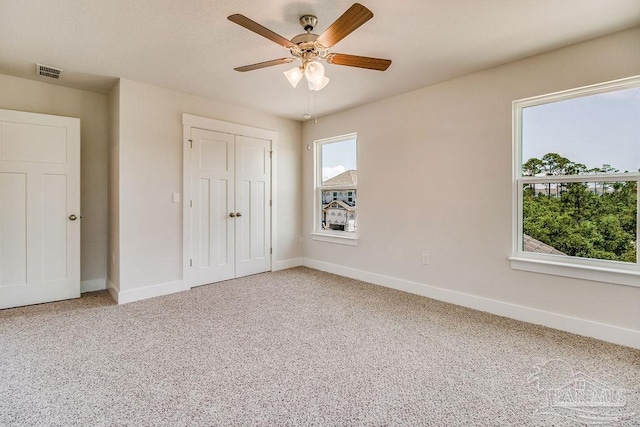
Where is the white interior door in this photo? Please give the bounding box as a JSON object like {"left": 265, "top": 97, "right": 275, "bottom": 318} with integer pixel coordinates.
{"left": 189, "top": 128, "right": 271, "bottom": 286}
{"left": 190, "top": 129, "right": 235, "bottom": 284}
{"left": 0, "top": 109, "right": 80, "bottom": 309}
{"left": 235, "top": 135, "right": 271, "bottom": 278}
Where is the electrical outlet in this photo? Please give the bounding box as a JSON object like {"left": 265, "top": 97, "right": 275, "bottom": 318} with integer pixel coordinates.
{"left": 422, "top": 252, "right": 429, "bottom": 265}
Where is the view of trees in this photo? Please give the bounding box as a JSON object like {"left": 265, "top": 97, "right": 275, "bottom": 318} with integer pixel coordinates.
{"left": 522, "top": 153, "right": 637, "bottom": 263}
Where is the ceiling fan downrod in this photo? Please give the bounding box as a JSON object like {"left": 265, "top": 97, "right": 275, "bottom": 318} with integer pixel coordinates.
{"left": 299, "top": 15, "right": 317, "bottom": 33}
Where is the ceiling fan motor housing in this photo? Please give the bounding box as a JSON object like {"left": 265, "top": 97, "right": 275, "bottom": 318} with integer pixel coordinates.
{"left": 290, "top": 33, "right": 318, "bottom": 45}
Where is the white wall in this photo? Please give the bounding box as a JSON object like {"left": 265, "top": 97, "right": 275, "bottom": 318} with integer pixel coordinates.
{"left": 302, "top": 28, "right": 640, "bottom": 346}
{"left": 111, "top": 79, "right": 302, "bottom": 299}
{"left": 0, "top": 74, "right": 109, "bottom": 291}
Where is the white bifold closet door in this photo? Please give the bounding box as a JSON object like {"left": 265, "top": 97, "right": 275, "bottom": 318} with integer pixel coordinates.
{"left": 190, "top": 128, "right": 271, "bottom": 286}
{"left": 0, "top": 109, "right": 80, "bottom": 309}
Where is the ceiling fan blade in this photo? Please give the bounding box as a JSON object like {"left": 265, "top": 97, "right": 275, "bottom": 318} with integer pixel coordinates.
{"left": 326, "top": 53, "right": 391, "bottom": 71}
{"left": 228, "top": 14, "right": 294, "bottom": 48}
{"left": 316, "top": 3, "right": 373, "bottom": 48}
{"left": 234, "top": 58, "right": 295, "bottom": 72}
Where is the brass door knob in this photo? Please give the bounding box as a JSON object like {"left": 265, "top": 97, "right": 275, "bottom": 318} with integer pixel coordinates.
{"left": 69, "top": 214, "right": 77, "bottom": 221}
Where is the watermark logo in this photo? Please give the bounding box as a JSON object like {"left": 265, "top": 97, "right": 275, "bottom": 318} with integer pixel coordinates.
{"left": 528, "top": 359, "right": 635, "bottom": 425}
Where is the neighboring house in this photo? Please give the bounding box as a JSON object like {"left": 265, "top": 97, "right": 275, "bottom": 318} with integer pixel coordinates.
{"left": 323, "top": 200, "right": 357, "bottom": 230}
{"left": 322, "top": 169, "right": 357, "bottom": 204}
{"left": 324, "top": 169, "right": 357, "bottom": 187}
{"left": 322, "top": 170, "right": 357, "bottom": 230}
{"left": 322, "top": 189, "right": 356, "bottom": 205}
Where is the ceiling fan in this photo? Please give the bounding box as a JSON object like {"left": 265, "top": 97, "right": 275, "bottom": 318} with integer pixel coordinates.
{"left": 228, "top": 3, "right": 391, "bottom": 91}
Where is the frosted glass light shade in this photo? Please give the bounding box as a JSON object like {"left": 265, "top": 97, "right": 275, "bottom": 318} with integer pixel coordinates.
{"left": 308, "top": 75, "right": 330, "bottom": 91}
{"left": 304, "top": 61, "right": 325, "bottom": 84}
{"left": 283, "top": 67, "right": 303, "bottom": 88}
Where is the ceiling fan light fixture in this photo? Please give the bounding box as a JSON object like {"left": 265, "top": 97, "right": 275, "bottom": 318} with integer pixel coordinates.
{"left": 308, "top": 75, "right": 330, "bottom": 91}
{"left": 304, "top": 61, "right": 325, "bottom": 84}
{"left": 283, "top": 66, "right": 303, "bottom": 88}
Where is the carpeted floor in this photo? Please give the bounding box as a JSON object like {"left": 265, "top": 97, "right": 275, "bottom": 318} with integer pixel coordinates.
{"left": 1, "top": 267, "right": 638, "bottom": 426}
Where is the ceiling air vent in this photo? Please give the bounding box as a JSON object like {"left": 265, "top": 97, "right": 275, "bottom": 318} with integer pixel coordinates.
{"left": 36, "top": 63, "right": 63, "bottom": 79}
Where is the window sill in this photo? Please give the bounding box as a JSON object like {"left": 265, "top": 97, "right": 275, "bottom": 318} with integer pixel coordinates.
{"left": 311, "top": 232, "right": 359, "bottom": 246}
{"left": 509, "top": 256, "right": 640, "bottom": 288}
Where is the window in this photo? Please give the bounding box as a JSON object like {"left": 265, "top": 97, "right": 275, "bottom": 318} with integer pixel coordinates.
{"left": 511, "top": 76, "right": 640, "bottom": 287}
{"left": 313, "top": 133, "right": 358, "bottom": 245}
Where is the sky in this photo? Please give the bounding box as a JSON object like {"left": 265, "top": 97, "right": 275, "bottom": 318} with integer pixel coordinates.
{"left": 521, "top": 86, "right": 640, "bottom": 173}
{"left": 321, "top": 138, "right": 357, "bottom": 181}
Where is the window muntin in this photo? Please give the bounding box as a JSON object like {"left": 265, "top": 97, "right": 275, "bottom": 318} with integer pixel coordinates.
{"left": 315, "top": 134, "right": 357, "bottom": 236}
{"left": 513, "top": 76, "right": 640, "bottom": 284}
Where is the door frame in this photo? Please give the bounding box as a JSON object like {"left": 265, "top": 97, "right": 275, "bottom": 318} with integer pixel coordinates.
{"left": 181, "top": 113, "right": 277, "bottom": 288}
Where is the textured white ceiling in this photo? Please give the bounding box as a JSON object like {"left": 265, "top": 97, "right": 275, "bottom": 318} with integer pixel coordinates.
{"left": 1, "top": 0, "right": 639, "bottom": 120}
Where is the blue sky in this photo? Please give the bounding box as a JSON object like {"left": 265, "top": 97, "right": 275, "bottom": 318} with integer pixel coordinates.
{"left": 321, "top": 138, "right": 357, "bottom": 181}
{"left": 522, "top": 86, "right": 640, "bottom": 173}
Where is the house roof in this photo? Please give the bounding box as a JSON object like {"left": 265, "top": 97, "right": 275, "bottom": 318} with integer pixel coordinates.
{"left": 324, "top": 170, "right": 357, "bottom": 187}
{"left": 524, "top": 234, "right": 567, "bottom": 256}
{"left": 323, "top": 200, "right": 356, "bottom": 212}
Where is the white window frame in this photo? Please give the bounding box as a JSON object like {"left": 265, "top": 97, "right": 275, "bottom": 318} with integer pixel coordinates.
{"left": 510, "top": 76, "right": 640, "bottom": 287}
{"left": 312, "top": 133, "right": 359, "bottom": 246}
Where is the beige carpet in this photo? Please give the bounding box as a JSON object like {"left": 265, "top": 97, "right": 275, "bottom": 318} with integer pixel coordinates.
{"left": 1, "top": 267, "right": 638, "bottom": 426}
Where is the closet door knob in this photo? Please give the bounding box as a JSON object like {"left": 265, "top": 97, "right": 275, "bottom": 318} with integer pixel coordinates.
{"left": 235, "top": 212, "right": 242, "bottom": 217}
{"left": 69, "top": 214, "right": 77, "bottom": 221}
{"left": 229, "top": 212, "right": 236, "bottom": 218}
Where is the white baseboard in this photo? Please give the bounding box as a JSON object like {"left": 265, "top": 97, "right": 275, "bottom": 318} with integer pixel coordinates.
{"left": 109, "top": 280, "right": 188, "bottom": 305}
{"left": 273, "top": 258, "right": 303, "bottom": 271}
{"left": 107, "top": 279, "right": 119, "bottom": 303}
{"left": 81, "top": 278, "right": 107, "bottom": 293}
{"left": 302, "top": 258, "right": 640, "bottom": 350}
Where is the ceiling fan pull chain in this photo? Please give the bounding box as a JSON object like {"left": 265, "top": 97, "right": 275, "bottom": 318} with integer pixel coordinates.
{"left": 314, "top": 91, "right": 318, "bottom": 124}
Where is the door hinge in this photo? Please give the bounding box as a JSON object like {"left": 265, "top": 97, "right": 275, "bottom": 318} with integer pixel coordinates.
{"left": 269, "top": 200, "right": 272, "bottom": 207}
{"left": 190, "top": 259, "right": 193, "bottom": 267}
{"left": 270, "top": 248, "right": 272, "bottom": 254}
{"left": 189, "top": 139, "right": 193, "bottom": 148}
{"left": 190, "top": 200, "right": 193, "bottom": 208}
{"left": 269, "top": 151, "right": 272, "bottom": 158}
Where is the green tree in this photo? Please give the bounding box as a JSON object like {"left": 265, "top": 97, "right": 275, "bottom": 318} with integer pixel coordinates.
{"left": 522, "top": 157, "right": 544, "bottom": 193}
{"left": 542, "top": 153, "right": 570, "bottom": 197}
{"left": 522, "top": 154, "right": 636, "bottom": 263}
{"left": 523, "top": 157, "right": 544, "bottom": 176}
